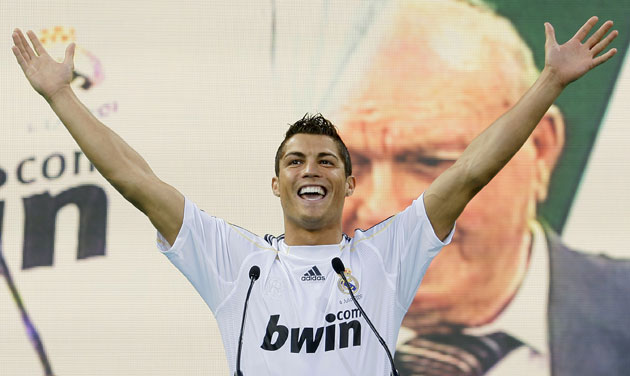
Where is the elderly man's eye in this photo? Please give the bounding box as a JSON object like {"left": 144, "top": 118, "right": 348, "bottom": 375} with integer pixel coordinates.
{"left": 349, "top": 151, "right": 371, "bottom": 176}
{"left": 396, "top": 152, "right": 455, "bottom": 174}
{"left": 418, "top": 156, "right": 446, "bottom": 167}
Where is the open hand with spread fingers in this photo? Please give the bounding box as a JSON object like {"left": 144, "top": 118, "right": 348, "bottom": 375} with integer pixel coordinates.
{"left": 11, "top": 28, "right": 76, "bottom": 102}
{"left": 544, "top": 17, "right": 618, "bottom": 88}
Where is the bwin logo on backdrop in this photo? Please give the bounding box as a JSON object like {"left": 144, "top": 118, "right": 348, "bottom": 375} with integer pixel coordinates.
{"left": 0, "top": 27, "right": 111, "bottom": 269}
{"left": 39, "top": 26, "right": 104, "bottom": 91}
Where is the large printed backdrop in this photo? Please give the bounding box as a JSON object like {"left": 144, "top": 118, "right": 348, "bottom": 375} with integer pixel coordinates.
{"left": 1, "top": 1, "right": 629, "bottom": 375}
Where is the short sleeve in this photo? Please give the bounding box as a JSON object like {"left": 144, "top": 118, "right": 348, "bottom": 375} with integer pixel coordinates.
{"left": 397, "top": 193, "right": 454, "bottom": 308}
{"left": 354, "top": 193, "right": 454, "bottom": 310}
{"left": 158, "top": 197, "right": 259, "bottom": 312}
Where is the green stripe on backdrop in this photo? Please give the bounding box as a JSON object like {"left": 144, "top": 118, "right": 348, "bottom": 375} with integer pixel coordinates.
{"left": 490, "top": 0, "right": 630, "bottom": 232}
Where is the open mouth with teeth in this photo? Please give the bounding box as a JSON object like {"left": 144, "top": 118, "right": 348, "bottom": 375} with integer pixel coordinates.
{"left": 298, "top": 185, "right": 327, "bottom": 201}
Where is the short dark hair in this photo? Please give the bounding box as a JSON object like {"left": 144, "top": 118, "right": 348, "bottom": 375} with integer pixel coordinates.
{"left": 274, "top": 113, "right": 352, "bottom": 177}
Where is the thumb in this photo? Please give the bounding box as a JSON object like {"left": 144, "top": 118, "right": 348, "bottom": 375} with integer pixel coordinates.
{"left": 64, "top": 42, "right": 76, "bottom": 65}
{"left": 544, "top": 22, "right": 557, "bottom": 47}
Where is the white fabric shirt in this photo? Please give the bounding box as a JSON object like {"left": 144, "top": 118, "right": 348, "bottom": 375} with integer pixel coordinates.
{"left": 158, "top": 193, "right": 453, "bottom": 376}
{"left": 464, "top": 220, "right": 550, "bottom": 376}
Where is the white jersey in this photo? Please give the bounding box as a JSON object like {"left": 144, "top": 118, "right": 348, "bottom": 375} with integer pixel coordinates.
{"left": 158, "top": 193, "right": 453, "bottom": 375}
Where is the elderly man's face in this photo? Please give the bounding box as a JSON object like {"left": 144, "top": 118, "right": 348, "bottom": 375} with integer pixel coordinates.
{"left": 339, "top": 40, "right": 560, "bottom": 326}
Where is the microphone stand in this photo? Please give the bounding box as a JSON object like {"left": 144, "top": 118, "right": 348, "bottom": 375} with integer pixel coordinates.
{"left": 234, "top": 265, "right": 260, "bottom": 376}
{"left": 332, "top": 258, "right": 398, "bottom": 376}
{"left": 0, "top": 242, "right": 55, "bottom": 376}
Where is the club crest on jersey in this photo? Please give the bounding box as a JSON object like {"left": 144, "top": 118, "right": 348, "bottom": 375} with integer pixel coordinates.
{"left": 337, "top": 268, "right": 359, "bottom": 294}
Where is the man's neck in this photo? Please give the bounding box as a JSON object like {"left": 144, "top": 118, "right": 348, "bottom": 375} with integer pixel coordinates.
{"left": 471, "top": 229, "right": 534, "bottom": 326}
{"left": 283, "top": 222, "right": 344, "bottom": 246}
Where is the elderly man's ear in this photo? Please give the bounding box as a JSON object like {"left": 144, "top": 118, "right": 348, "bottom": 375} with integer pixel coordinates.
{"left": 531, "top": 105, "right": 565, "bottom": 203}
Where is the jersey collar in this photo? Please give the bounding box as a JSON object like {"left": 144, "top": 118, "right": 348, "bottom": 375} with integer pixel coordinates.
{"left": 277, "top": 234, "right": 351, "bottom": 262}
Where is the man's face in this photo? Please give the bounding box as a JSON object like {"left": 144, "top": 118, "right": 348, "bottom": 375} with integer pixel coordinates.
{"left": 339, "top": 42, "right": 552, "bottom": 326}
{"left": 273, "top": 134, "right": 354, "bottom": 234}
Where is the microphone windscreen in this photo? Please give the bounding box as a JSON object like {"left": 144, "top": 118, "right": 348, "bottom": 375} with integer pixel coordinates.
{"left": 249, "top": 265, "right": 260, "bottom": 280}
{"left": 331, "top": 257, "right": 345, "bottom": 274}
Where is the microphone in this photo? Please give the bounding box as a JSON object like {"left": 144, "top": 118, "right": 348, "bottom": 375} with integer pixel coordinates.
{"left": 234, "top": 265, "right": 260, "bottom": 376}
{"left": 331, "top": 257, "right": 399, "bottom": 376}
{"left": 0, "top": 243, "right": 55, "bottom": 375}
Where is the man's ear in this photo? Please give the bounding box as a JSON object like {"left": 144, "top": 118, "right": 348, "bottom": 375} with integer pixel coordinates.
{"left": 272, "top": 176, "right": 280, "bottom": 197}
{"left": 531, "top": 104, "right": 565, "bottom": 203}
{"left": 345, "top": 176, "right": 356, "bottom": 197}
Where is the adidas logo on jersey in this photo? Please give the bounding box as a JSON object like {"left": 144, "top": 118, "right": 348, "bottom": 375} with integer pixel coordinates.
{"left": 301, "top": 266, "right": 326, "bottom": 282}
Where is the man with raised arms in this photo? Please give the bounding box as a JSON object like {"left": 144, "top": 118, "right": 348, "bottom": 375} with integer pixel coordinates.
{"left": 11, "top": 15, "right": 617, "bottom": 375}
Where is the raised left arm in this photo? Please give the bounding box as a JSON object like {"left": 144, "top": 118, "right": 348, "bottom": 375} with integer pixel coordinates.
{"left": 425, "top": 17, "right": 618, "bottom": 240}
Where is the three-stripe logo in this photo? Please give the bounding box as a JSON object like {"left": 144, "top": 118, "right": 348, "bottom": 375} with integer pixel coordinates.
{"left": 301, "top": 266, "right": 326, "bottom": 282}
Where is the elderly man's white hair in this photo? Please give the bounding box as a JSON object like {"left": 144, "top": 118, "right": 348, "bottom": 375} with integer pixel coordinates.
{"left": 334, "top": 0, "right": 541, "bottom": 99}
{"left": 388, "top": 0, "right": 540, "bottom": 93}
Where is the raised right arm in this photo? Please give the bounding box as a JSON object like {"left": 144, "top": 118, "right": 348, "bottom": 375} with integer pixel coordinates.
{"left": 11, "top": 28, "right": 183, "bottom": 245}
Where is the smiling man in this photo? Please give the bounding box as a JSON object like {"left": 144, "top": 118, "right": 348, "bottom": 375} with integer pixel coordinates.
{"left": 10, "top": 8, "right": 618, "bottom": 375}
{"left": 272, "top": 120, "right": 356, "bottom": 245}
